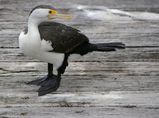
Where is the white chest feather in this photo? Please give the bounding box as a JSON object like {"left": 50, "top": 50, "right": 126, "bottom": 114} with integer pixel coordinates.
{"left": 41, "top": 39, "right": 53, "bottom": 51}
{"left": 19, "top": 31, "right": 54, "bottom": 55}
{"left": 19, "top": 31, "right": 41, "bottom": 57}
{"left": 18, "top": 18, "right": 65, "bottom": 74}
{"left": 18, "top": 29, "right": 64, "bottom": 74}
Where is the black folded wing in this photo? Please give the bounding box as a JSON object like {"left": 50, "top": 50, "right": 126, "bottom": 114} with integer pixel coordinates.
{"left": 38, "top": 22, "right": 89, "bottom": 53}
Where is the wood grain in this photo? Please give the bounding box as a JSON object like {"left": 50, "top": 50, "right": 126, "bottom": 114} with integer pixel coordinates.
{"left": 0, "top": 0, "right": 159, "bottom": 117}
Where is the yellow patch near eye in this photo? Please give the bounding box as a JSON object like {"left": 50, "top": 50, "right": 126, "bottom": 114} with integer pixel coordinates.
{"left": 49, "top": 10, "right": 58, "bottom": 14}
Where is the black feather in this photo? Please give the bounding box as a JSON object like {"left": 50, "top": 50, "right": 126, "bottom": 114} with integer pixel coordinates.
{"left": 38, "top": 22, "right": 89, "bottom": 53}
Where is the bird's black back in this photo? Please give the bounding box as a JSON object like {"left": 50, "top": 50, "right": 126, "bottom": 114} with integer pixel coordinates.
{"left": 38, "top": 22, "right": 89, "bottom": 53}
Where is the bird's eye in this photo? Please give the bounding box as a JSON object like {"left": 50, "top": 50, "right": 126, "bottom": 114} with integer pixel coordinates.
{"left": 48, "top": 10, "right": 57, "bottom": 15}
{"left": 49, "top": 10, "right": 52, "bottom": 14}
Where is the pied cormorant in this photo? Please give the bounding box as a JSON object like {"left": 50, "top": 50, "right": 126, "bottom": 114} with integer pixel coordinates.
{"left": 19, "top": 5, "right": 125, "bottom": 96}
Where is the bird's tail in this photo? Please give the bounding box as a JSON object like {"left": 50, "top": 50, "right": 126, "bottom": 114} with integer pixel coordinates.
{"left": 91, "top": 42, "right": 125, "bottom": 52}
{"left": 72, "top": 42, "right": 125, "bottom": 55}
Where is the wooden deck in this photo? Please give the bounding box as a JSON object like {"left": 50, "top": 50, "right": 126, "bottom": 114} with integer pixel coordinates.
{"left": 0, "top": 0, "right": 159, "bottom": 117}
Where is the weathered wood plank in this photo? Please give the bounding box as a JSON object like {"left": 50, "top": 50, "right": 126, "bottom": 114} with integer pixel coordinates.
{"left": 1, "top": 106, "right": 159, "bottom": 118}
{"left": 0, "top": 90, "right": 159, "bottom": 107}
{"left": 0, "top": 90, "right": 159, "bottom": 118}
{"left": 1, "top": 75, "right": 159, "bottom": 92}
{"left": 0, "top": 48, "right": 159, "bottom": 62}
{"left": 0, "top": 62, "right": 159, "bottom": 76}
{"left": 1, "top": 0, "right": 159, "bottom": 117}
{"left": 1, "top": 0, "right": 159, "bottom": 12}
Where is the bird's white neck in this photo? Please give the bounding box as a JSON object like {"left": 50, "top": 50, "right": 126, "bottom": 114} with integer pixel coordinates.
{"left": 26, "top": 17, "right": 42, "bottom": 55}
{"left": 27, "top": 17, "right": 41, "bottom": 39}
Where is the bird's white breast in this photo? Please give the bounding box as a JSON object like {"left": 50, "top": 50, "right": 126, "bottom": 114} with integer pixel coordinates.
{"left": 41, "top": 39, "right": 53, "bottom": 51}
{"left": 19, "top": 31, "right": 53, "bottom": 57}
{"left": 18, "top": 30, "right": 64, "bottom": 72}
{"left": 19, "top": 31, "right": 41, "bottom": 57}
{"left": 19, "top": 17, "right": 65, "bottom": 74}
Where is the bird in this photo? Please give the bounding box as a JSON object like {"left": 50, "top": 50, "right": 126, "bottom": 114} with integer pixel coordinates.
{"left": 19, "top": 5, "right": 125, "bottom": 96}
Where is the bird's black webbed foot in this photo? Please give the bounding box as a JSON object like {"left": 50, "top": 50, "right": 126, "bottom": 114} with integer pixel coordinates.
{"left": 38, "top": 75, "right": 61, "bottom": 96}
{"left": 26, "top": 76, "right": 48, "bottom": 86}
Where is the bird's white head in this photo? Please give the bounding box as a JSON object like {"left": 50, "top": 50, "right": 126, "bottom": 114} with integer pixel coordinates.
{"left": 29, "top": 5, "right": 71, "bottom": 25}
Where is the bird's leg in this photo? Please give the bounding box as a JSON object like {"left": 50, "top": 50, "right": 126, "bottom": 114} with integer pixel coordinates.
{"left": 37, "top": 64, "right": 62, "bottom": 96}
{"left": 27, "top": 63, "right": 53, "bottom": 86}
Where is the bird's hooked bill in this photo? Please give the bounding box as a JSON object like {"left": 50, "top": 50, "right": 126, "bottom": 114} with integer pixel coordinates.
{"left": 48, "top": 9, "right": 72, "bottom": 20}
